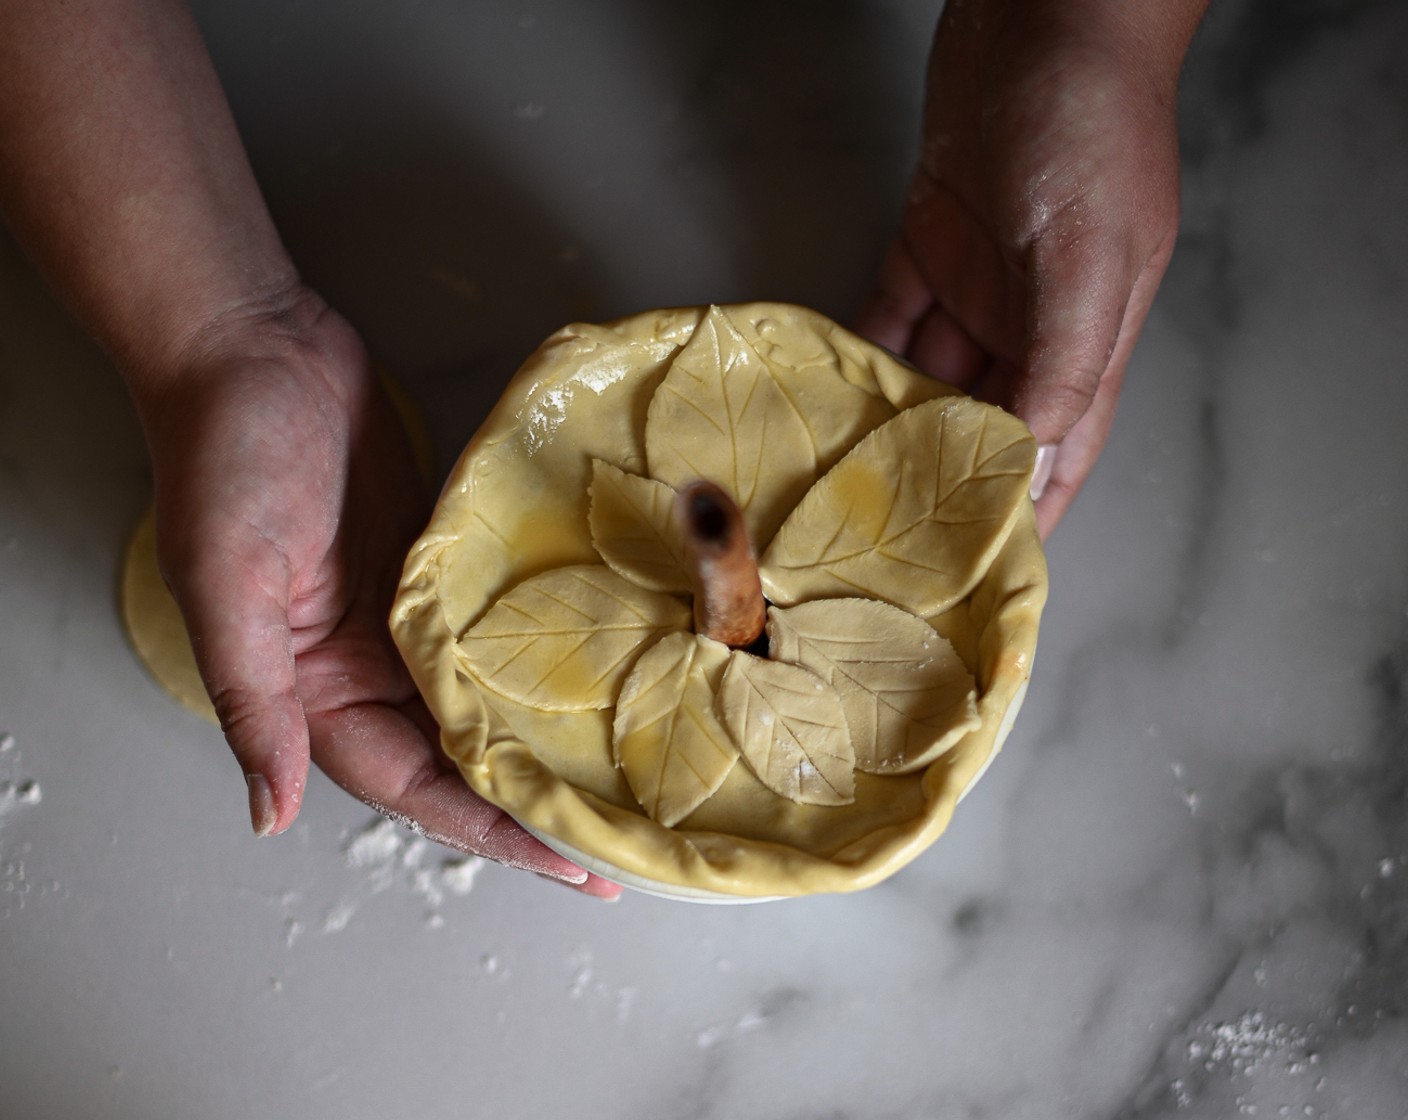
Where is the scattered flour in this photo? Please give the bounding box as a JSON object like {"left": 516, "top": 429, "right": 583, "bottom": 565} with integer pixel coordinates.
{"left": 614, "top": 987, "right": 639, "bottom": 1024}
{"left": 1, "top": 733, "right": 55, "bottom": 913}
{"left": 441, "top": 856, "right": 486, "bottom": 895}
{"left": 696, "top": 1007, "right": 769, "bottom": 1050}
{"left": 553, "top": 945, "right": 638, "bottom": 1023}
{"left": 0, "top": 780, "right": 42, "bottom": 817}
{"left": 345, "top": 817, "right": 402, "bottom": 872}
{"left": 567, "top": 946, "right": 595, "bottom": 999}
{"left": 322, "top": 903, "right": 356, "bottom": 935}
{"left": 252, "top": 814, "right": 495, "bottom": 945}
{"left": 1167, "top": 1009, "right": 1325, "bottom": 1115}
{"left": 283, "top": 816, "right": 491, "bottom": 940}
{"left": 1186, "top": 1011, "right": 1318, "bottom": 1077}
{"left": 0, "top": 732, "right": 41, "bottom": 824}
{"left": 342, "top": 817, "right": 488, "bottom": 914}
{"left": 1171, "top": 761, "right": 1202, "bottom": 815}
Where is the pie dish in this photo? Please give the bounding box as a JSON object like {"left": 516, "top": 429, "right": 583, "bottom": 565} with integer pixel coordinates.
{"left": 390, "top": 303, "right": 1046, "bottom": 899}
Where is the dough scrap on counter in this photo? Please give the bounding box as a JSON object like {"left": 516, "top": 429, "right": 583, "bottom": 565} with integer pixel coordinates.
{"left": 120, "top": 505, "right": 218, "bottom": 724}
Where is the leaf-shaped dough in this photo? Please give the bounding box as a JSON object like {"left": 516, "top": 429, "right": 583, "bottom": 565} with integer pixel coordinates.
{"left": 731, "top": 310, "right": 900, "bottom": 472}
{"left": 613, "top": 632, "right": 736, "bottom": 827}
{"left": 716, "top": 654, "right": 855, "bottom": 806}
{"left": 588, "top": 460, "right": 691, "bottom": 595}
{"left": 645, "top": 305, "right": 817, "bottom": 545}
{"left": 457, "top": 565, "right": 691, "bottom": 711}
{"left": 760, "top": 396, "right": 1035, "bottom": 617}
{"left": 767, "top": 600, "right": 980, "bottom": 775}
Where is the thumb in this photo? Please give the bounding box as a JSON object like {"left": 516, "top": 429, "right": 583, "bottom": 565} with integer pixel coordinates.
{"left": 1012, "top": 224, "right": 1134, "bottom": 448}
{"left": 1013, "top": 218, "right": 1177, "bottom": 535}
{"left": 168, "top": 543, "right": 312, "bottom": 837}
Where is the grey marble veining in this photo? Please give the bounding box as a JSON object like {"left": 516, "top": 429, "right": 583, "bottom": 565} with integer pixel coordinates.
{"left": 3, "top": 1, "right": 1407, "bottom": 1117}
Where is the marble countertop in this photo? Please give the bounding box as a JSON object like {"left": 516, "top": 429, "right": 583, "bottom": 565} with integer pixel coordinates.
{"left": 3, "top": 1, "right": 1406, "bottom": 1116}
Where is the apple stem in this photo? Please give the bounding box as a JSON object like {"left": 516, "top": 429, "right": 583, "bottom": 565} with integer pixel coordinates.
{"left": 676, "top": 480, "right": 767, "bottom": 649}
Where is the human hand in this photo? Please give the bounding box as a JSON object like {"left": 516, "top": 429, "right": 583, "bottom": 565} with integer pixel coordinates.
{"left": 139, "top": 289, "right": 622, "bottom": 898}
{"left": 0, "top": 2, "right": 617, "bottom": 896}
{"left": 858, "top": 0, "right": 1205, "bottom": 536}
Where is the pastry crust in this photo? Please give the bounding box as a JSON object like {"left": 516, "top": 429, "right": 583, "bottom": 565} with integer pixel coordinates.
{"left": 390, "top": 303, "right": 1046, "bottom": 897}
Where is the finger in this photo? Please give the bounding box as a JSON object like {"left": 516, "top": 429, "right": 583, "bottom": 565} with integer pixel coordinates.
{"left": 899, "top": 178, "right": 1026, "bottom": 365}
{"left": 854, "top": 239, "right": 932, "bottom": 356}
{"left": 1015, "top": 253, "right": 1124, "bottom": 444}
{"left": 1029, "top": 233, "right": 1173, "bottom": 537}
{"left": 910, "top": 304, "right": 988, "bottom": 389}
{"left": 1031, "top": 361, "right": 1123, "bottom": 539}
{"left": 308, "top": 700, "right": 622, "bottom": 898}
{"left": 966, "top": 358, "right": 1061, "bottom": 523}
{"left": 166, "top": 539, "right": 311, "bottom": 837}
{"left": 965, "top": 356, "right": 1022, "bottom": 410}
{"left": 1013, "top": 218, "right": 1162, "bottom": 446}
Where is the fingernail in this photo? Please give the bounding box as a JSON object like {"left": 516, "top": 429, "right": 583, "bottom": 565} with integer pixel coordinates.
{"left": 535, "top": 868, "right": 591, "bottom": 887}
{"left": 246, "top": 773, "right": 277, "bottom": 837}
{"left": 1030, "top": 444, "right": 1057, "bottom": 502}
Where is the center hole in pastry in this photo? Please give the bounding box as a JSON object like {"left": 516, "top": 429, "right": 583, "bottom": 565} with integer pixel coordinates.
{"left": 686, "top": 486, "right": 770, "bottom": 655}
{"left": 741, "top": 628, "right": 771, "bottom": 659}
{"left": 677, "top": 480, "right": 770, "bottom": 653}
{"left": 686, "top": 489, "right": 731, "bottom": 546}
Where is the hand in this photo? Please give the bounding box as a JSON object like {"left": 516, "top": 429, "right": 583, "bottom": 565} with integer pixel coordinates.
{"left": 0, "top": 3, "right": 620, "bottom": 894}
{"left": 142, "top": 288, "right": 621, "bottom": 898}
{"left": 859, "top": 0, "right": 1203, "bottom": 536}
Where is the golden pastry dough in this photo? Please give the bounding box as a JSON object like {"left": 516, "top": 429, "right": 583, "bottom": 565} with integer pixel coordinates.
{"left": 760, "top": 395, "right": 1033, "bottom": 616}
{"left": 457, "top": 565, "right": 692, "bottom": 711}
{"left": 765, "top": 599, "right": 979, "bottom": 775}
{"left": 645, "top": 305, "right": 819, "bottom": 546}
{"left": 391, "top": 303, "right": 1047, "bottom": 897}
{"left": 588, "top": 459, "right": 692, "bottom": 595}
{"left": 120, "top": 505, "right": 219, "bottom": 723}
{"left": 716, "top": 652, "right": 855, "bottom": 807}
{"left": 612, "top": 632, "right": 735, "bottom": 827}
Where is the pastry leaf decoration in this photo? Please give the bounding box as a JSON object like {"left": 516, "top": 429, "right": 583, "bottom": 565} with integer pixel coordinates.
{"left": 726, "top": 313, "right": 901, "bottom": 473}
{"left": 462, "top": 306, "right": 1035, "bottom": 826}
{"left": 588, "top": 459, "right": 692, "bottom": 595}
{"left": 760, "top": 396, "right": 1035, "bottom": 617}
{"left": 612, "top": 633, "right": 737, "bottom": 827}
{"left": 457, "top": 565, "right": 691, "bottom": 711}
{"left": 716, "top": 654, "right": 856, "bottom": 806}
{"left": 644, "top": 305, "right": 818, "bottom": 546}
{"left": 766, "top": 600, "right": 980, "bottom": 774}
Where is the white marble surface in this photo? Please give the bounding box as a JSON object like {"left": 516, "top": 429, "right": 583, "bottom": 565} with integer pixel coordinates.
{"left": 3, "top": 1, "right": 1407, "bottom": 1116}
